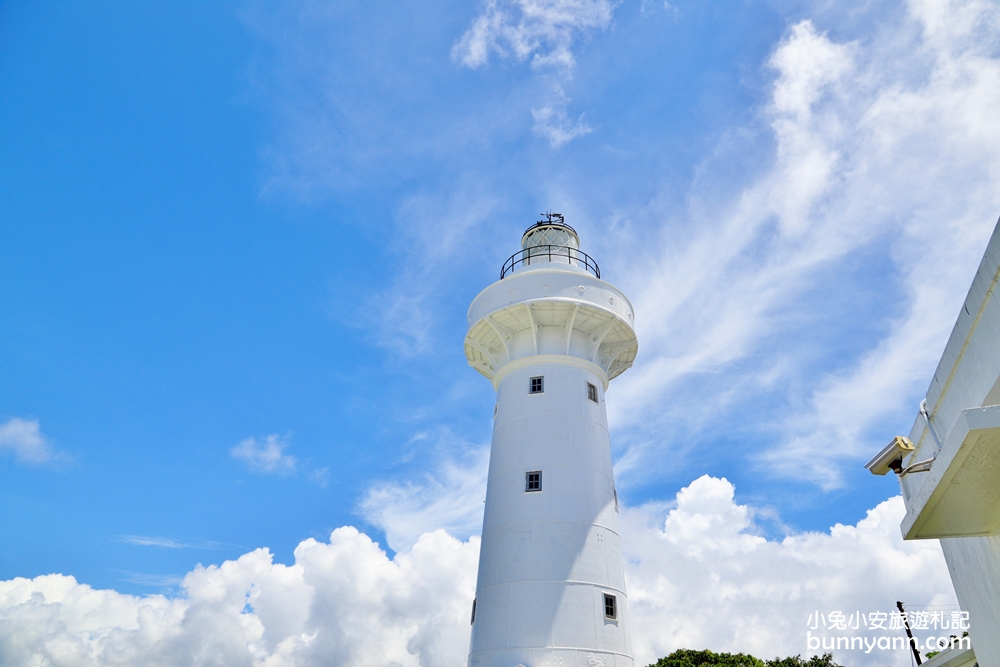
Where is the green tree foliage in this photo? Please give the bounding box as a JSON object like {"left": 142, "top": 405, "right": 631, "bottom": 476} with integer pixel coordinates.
{"left": 646, "top": 649, "right": 764, "bottom": 667}
{"left": 764, "top": 653, "right": 844, "bottom": 667}
{"left": 647, "top": 649, "right": 844, "bottom": 667}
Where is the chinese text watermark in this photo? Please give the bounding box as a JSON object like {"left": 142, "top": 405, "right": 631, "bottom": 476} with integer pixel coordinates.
{"left": 805, "top": 610, "right": 970, "bottom": 654}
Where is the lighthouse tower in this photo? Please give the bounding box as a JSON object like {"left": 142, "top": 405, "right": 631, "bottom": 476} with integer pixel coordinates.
{"left": 465, "top": 214, "right": 638, "bottom": 667}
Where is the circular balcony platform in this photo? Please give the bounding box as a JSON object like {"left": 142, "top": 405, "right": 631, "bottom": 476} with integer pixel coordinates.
{"left": 501, "top": 245, "right": 600, "bottom": 280}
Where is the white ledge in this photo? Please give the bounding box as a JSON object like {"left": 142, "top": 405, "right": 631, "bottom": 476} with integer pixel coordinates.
{"left": 902, "top": 404, "right": 1000, "bottom": 540}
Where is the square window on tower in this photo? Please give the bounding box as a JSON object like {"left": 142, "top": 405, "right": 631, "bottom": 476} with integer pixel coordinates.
{"left": 525, "top": 470, "right": 542, "bottom": 492}
{"left": 587, "top": 382, "right": 598, "bottom": 402}
{"left": 530, "top": 376, "right": 544, "bottom": 394}
{"left": 604, "top": 594, "right": 617, "bottom": 620}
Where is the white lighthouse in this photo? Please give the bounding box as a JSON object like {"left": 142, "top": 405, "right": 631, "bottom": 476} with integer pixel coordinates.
{"left": 464, "top": 214, "right": 638, "bottom": 667}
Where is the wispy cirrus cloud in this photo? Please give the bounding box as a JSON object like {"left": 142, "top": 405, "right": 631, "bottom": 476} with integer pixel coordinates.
{"left": 531, "top": 89, "right": 593, "bottom": 146}
{"left": 451, "top": 0, "right": 619, "bottom": 71}
{"left": 115, "top": 535, "right": 225, "bottom": 550}
{"left": 607, "top": 2, "right": 1000, "bottom": 489}
{"left": 362, "top": 184, "right": 502, "bottom": 357}
{"left": 453, "top": 0, "right": 619, "bottom": 147}
{"left": 359, "top": 435, "right": 489, "bottom": 553}
{"left": 115, "top": 571, "right": 184, "bottom": 588}
{"left": 116, "top": 535, "right": 190, "bottom": 549}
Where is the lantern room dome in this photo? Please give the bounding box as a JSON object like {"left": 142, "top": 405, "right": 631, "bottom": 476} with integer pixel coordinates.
{"left": 521, "top": 214, "right": 580, "bottom": 251}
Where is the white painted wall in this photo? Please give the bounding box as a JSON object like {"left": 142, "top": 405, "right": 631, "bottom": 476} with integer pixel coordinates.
{"left": 939, "top": 536, "right": 1000, "bottom": 666}
{"left": 466, "top": 250, "right": 638, "bottom": 667}
{"left": 897, "top": 217, "right": 1000, "bottom": 667}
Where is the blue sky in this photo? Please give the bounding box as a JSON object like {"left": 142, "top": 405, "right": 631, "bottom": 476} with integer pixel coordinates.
{"left": 2, "top": 0, "right": 999, "bottom": 663}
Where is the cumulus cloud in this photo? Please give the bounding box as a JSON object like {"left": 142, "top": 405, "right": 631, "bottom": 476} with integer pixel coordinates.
{"left": 0, "top": 476, "right": 954, "bottom": 667}
{"left": 624, "top": 476, "right": 955, "bottom": 664}
{"left": 0, "top": 528, "right": 479, "bottom": 667}
{"left": 0, "top": 417, "right": 55, "bottom": 464}
{"left": 230, "top": 434, "right": 298, "bottom": 475}
{"left": 609, "top": 1, "right": 1000, "bottom": 487}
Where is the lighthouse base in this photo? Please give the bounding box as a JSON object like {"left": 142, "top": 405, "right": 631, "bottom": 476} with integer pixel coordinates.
{"left": 469, "top": 648, "right": 634, "bottom": 667}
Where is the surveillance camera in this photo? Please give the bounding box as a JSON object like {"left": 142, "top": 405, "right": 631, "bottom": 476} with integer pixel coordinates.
{"left": 865, "top": 436, "right": 914, "bottom": 476}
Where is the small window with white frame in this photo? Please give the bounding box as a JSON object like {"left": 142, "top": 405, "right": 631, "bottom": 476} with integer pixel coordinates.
{"left": 525, "top": 470, "right": 542, "bottom": 492}
{"left": 530, "top": 376, "right": 544, "bottom": 394}
{"left": 587, "top": 382, "right": 598, "bottom": 403}
{"left": 604, "top": 593, "right": 617, "bottom": 620}
{"left": 470, "top": 598, "right": 477, "bottom": 625}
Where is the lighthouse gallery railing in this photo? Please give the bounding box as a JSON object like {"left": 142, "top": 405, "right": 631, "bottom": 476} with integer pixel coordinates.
{"left": 500, "top": 245, "right": 601, "bottom": 280}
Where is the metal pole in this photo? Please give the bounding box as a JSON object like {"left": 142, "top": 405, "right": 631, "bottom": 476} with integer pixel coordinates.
{"left": 897, "top": 601, "right": 922, "bottom": 665}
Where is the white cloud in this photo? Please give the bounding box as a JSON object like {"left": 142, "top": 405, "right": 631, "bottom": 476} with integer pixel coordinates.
{"left": 452, "top": 0, "right": 618, "bottom": 71}
{"left": 608, "top": 1, "right": 1000, "bottom": 487}
{"left": 360, "top": 185, "right": 501, "bottom": 357}
{"left": 359, "top": 446, "right": 489, "bottom": 552}
{"left": 532, "top": 100, "right": 592, "bottom": 147}
{"left": 0, "top": 417, "right": 55, "bottom": 464}
{"left": 115, "top": 536, "right": 225, "bottom": 550}
{"left": 624, "top": 476, "right": 955, "bottom": 664}
{"left": 116, "top": 572, "right": 184, "bottom": 588}
{"left": 0, "top": 476, "right": 954, "bottom": 666}
{"left": 116, "top": 536, "right": 191, "bottom": 549}
{"left": 230, "top": 434, "right": 298, "bottom": 475}
{"left": 308, "top": 467, "right": 330, "bottom": 487}
{"left": 452, "top": 0, "right": 616, "bottom": 149}
{"left": 0, "top": 528, "right": 478, "bottom": 667}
